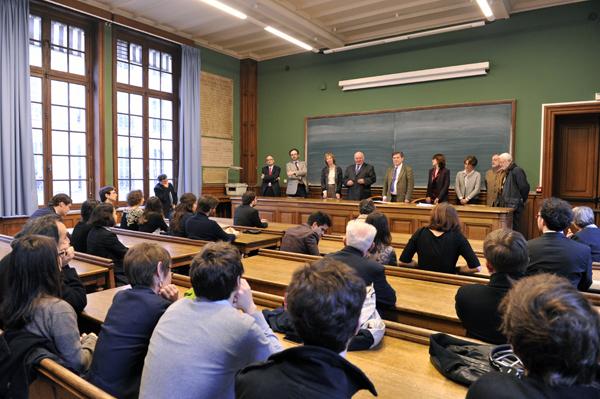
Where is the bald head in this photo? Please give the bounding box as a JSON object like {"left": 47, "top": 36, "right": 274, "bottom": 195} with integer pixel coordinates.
{"left": 354, "top": 152, "right": 365, "bottom": 165}
{"left": 345, "top": 220, "right": 376, "bottom": 254}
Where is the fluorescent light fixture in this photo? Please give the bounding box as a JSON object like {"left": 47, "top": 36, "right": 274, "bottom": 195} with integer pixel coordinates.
{"left": 338, "top": 62, "right": 490, "bottom": 91}
{"left": 201, "top": 0, "right": 247, "bottom": 20}
{"left": 476, "top": 0, "right": 495, "bottom": 21}
{"left": 264, "top": 26, "right": 313, "bottom": 51}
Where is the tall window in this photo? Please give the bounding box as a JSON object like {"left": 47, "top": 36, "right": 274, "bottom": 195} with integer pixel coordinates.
{"left": 28, "top": 9, "right": 93, "bottom": 206}
{"left": 114, "top": 32, "right": 178, "bottom": 202}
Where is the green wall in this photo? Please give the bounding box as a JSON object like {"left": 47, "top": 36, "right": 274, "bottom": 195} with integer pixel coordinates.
{"left": 257, "top": 1, "right": 600, "bottom": 186}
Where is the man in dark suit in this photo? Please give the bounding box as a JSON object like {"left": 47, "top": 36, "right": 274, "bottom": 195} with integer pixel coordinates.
{"left": 343, "top": 151, "right": 376, "bottom": 201}
{"left": 382, "top": 151, "right": 414, "bottom": 203}
{"left": 327, "top": 220, "right": 396, "bottom": 311}
{"left": 526, "top": 197, "right": 592, "bottom": 291}
{"left": 30, "top": 193, "right": 72, "bottom": 219}
{"left": 570, "top": 206, "right": 600, "bottom": 262}
{"left": 280, "top": 212, "right": 331, "bottom": 256}
{"left": 495, "top": 153, "right": 530, "bottom": 231}
{"left": 455, "top": 229, "right": 527, "bottom": 344}
{"left": 185, "top": 195, "right": 236, "bottom": 242}
{"left": 234, "top": 191, "right": 268, "bottom": 228}
{"left": 260, "top": 155, "right": 281, "bottom": 197}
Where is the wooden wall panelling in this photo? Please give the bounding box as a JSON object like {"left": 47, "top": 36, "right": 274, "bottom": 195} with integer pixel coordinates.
{"left": 240, "top": 59, "right": 258, "bottom": 185}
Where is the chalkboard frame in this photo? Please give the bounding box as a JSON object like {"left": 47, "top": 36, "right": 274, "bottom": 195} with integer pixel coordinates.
{"left": 304, "top": 99, "right": 516, "bottom": 187}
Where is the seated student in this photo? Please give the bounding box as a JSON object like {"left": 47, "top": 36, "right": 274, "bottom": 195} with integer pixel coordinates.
{"left": 365, "top": 212, "right": 397, "bottom": 266}
{"left": 87, "top": 243, "right": 178, "bottom": 399}
{"left": 0, "top": 235, "right": 97, "bottom": 373}
{"left": 30, "top": 193, "right": 72, "bottom": 219}
{"left": 526, "top": 197, "right": 592, "bottom": 291}
{"left": 328, "top": 221, "right": 396, "bottom": 312}
{"left": 467, "top": 274, "right": 600, "bottom": 399}
{"left": 139, "top": 242, "right": 281, "bottom": 399}
{"left": 570, "top": 206, "right": 600, "bottom": 262}
{"left": 120, "top": 189, "right": 144, "bottom": 231}
{"left": 99, "top": 185, "right": 118, "bottom": 206}
{"left": 234, "top": 191, "right": 268, "bottom": 228}
{"left": 87, "top": 203, "right": 129, "bottom": 285}
{"left": 399, "top": 203, "right": 481, "bottom": 274}
{"left": 280, "top": 211, "right": 331, "bottom": 256}
{"left": 455, "top": 229, "right": 527, "bottom": 344}
{"left": 168, "top": 192, "right": 196, "bottom": 237}
{"left": 236, "top": 258, "right": 378, "bottom": 398}
{"left": 355, "top": 198, "right": 375, "bottom": 222}
{"left": 0, "top": 214, "right": 86, "bottom": 313}
{"left": 185, "top": 195, "right": 236, "bottom": 242}
{"left": 138, "top": 196, "right": 168, "bottom": 234}
{"left": 71, "top": 199, "right": 98, "bottom": 253}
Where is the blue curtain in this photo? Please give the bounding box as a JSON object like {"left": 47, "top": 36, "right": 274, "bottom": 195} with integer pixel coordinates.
{"left": 0, "top": 0, "right": 37, "bottom": 216}
{"left": 177, "top": 45, "right": 202, "bottom": 197}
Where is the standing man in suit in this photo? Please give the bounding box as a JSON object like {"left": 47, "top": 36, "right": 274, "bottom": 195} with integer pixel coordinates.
{"left": 382, "top": 151, "right": 414, "bottom": 203}
{"left": 494, "top": 152, "right": 530, "bottom": 231}
{"left": 260, "top": 155, "right": 281, "bottom": 197}
{"left": 343, "top": 151, "right": 376, "bottom": 201}
{"left": 526, "top": 197, "right": 592, "bottom": 291}
{"left": 485, "top": 154, "right": 504, "bottom": 207}
{"left": 285, "top": 148, "right": 308, "bottom": 198}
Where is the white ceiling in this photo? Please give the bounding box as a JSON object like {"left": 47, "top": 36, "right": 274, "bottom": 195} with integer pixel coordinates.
{"left": 75, "top": 0, "right": 587, "bottom": 60}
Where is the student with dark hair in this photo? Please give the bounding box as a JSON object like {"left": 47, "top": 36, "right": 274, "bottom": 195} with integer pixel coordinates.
{"left": 236, "top": 258, "right": 378, "bottom": 398}
{"left": 365, "top": 212, "right": 397, "bottom": 266}
{"left": 526, "top": 197, "right": 592, "bottom": 291}
{"left": 88, "top": 243, "right": 178, "bottom": 398}
{"left": 185, "top": 195, "right": 236, "bottom": 242}
{"left": 355, "top": 198, "right": 375, "bottom": 222}
{"left": 154, "top": 174, "right": 177, "bottom": 219}
{"left": 234, "top": 191, "right": 268, "bottom": 228}
{"left": 426, "top": 153, "right": 450, "bottom": 204}
{"left": 169, "top": 192, "right": 196, "bottom": 237}
{"left": 87, "top": 203, "right": 129, "bottom": 285}
{"left": 138, "top": 196, "right": 168, "bottom": 234}
{"left": 140, "top": 242, "right": 281, "bottom": 399}
{"left": 467, "top": 274, "right": 600, "bottom": 398}
{"left": 455, "top": 229, "right": 528, "bottom": 344}
{"left": 0, "top": 214, "right": 86, "bottom": 313}
{"left": 455, "top": 155, "right": 481, "bottom": 205}
{"left": 570, "top": 206, "right": 600, "bottom": 262}
{"left": 280, "top": 211, "right": 331, "bottom": 255}
{"left": 120, "top": 190, "right": 144, "bottom": 231}
{"left": 71, "top": 199, "right": 99, "bottom": 253}
{"left": 399, "top": 203, "right": 480, "bottom": 274}
{"left": 0, "top": 235, "right": 97, "bottom": 373}
{"left": 99, "top": 186, "right": 117, "bottom": 205}
{"left": 30, "top": 193, "right": 72, "bottom": 219}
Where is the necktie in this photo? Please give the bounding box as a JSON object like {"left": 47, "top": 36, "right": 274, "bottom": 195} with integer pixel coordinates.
{"left": 269, "top": 166, "right": 272, "bottom": 176}
{"left": 294, "top": 161, "right": 299, "bottom": 170}
{"left": 355, "top": 164, "right": 360, "bottom": 174}
{"left": 391, "top": 167, "right": 398, "bottom": 194}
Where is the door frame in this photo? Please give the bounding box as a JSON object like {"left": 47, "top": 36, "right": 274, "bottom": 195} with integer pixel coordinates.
{"left": 540, "top": 101, "right": 600, "bottom": 198}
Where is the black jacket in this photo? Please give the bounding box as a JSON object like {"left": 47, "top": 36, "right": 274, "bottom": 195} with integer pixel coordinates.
{"left": 138, "top": 212, "right": 168, "bottom": 234}
{"left": 153, "top": 183, "right": 178, "bottom": 215}
{"left": 87, "top": 226, "right": 129, "bottom": 285}
{"left": 426, "top": 167, "right": 450, "bottom": 203}
{"left": 495, "top": 163, "right": 529, "bottom": 209}
{"left": 320, "top": 165, "right": 343, "bottom": 195}
{"left": 71, "top": 221, "right": 92, "bottom": 253}
{"left": 327, "top": 246, "right": 396, "bottom": 311}
{"left": 261, "top": 165, "right": 281, "bottom": 197}
{"left": 184, "top": 213, "right": 235, "bottom": 242}
{"left": 572, "top": 227, "right": 600, "bottom": 262}
{"left": 526, "top": 232, "right": 593, "bottom": 291}
{"left": 234, "top": 205, "right": 267, "bottom": 228}
{"left": 235, "top": 345, "right": 377, "bottom": 399}
{"left": 455, "top": 272, "right": 524, "bottom": 344}
{"left": 343, "top": 163, "right": 376, "bottom": 200}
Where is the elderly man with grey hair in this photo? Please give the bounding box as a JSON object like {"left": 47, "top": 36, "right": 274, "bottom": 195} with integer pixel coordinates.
{"left": 493, "top": 152, "right": 530, "bottom": 231}
{"left": 570, "top": 206, "right": 600, "bottom": 262}
{"left": 343, "top": 151, "right": 376, "bottom": 201}
{"left": 327, "top": 221, "right": 396, "bottom": 311}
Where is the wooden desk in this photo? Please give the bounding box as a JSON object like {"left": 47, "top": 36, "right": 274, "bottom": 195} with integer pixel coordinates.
{"left": 231, "top": 197, "right": 513, "bottom": 239}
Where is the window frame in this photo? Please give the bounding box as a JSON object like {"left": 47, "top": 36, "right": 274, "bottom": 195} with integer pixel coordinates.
{"left": 111, "top": 28, "right": 180, "bottom": 205}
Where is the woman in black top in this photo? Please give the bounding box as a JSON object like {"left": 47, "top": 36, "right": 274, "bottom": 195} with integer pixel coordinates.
{"left": 71, "top": 199, "right": 98, "bottom": 253}
{"left": 120, "top": 189, "right": 144, "bottom": 231}
{"left": 426, "top": 153, "right": 450, "bottom": 204}
{"left": 169, "top": 193, "right": 196, "bottom": 237}
{"left": 365, "top": 212, "right": 397, "bottom": 266}
{"left": 138, "top": 197, "right": 168, "bottom": 234}
{"left": 87, "top": 203, "right": 129, "bottom": 285}
{"left": 320, "top": 152, "right": 343, "bottom": 199}
{"left": 399, "top": 203, "right": 480, "bottom": 274}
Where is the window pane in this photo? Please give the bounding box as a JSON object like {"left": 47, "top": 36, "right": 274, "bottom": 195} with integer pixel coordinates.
{"left": 161, "top": 120, "right": 172, "bottom": 140}
{"left": 149, "top": 49, "right": 160, "bottom": 69}
{"left": 70, "top": 132, "right": 86, "bottom": 155}
{"left": 51, "top": 105, "right": 69, "bottom": 130}
{"left": 130, "top": 43, "right": 142, "bottom": 65}
{"left": 68, "top": 26, "right": 85, "bottom": 52}
{"left": 117, "top": 61, "right": 129, "bottom": 84}
{"left": 161, "top": 160, "right": 173, "bottom": 178}
{"left": 69, "top": 50, "right": 85, "bottom": 75}
{"left": 70, "top": 108, "right": 86, "bottom": 132}
{"left": 130, "top": 159, "right": 143, "bottom": 179}
{"left": 52, "top": 156, "right": 70, "bottom": 179}
{"left": 52, "top": 131, "right": 69, "bottom": 155}
{"left": 161, "top": 72, "right": 172, "bottom": 93}
{"left": 53, "top": 180, "right": 70, "bottom": 196}
{"left": 32, "top": 129, "right": 43, "bottom": 154}
{"left": 130, "top": 116, "right": 143, "bottom": 137}
{"left": 132, "top": 180, "right": 144, "bottom": 192}
{"left": 130, "top": 137, "right": 143, "bottom": 158}
{"left": 70, "top": 180, "right": 86, "bottom": 203}
{"left": 71, "top": 156, "right": 86, "bottom": 179}
{"left": 116, "top": 40, "right": 129, "bottom": 61}
{"left": 30, "top": 76, "right": 42, "bottom": 102}
{"left": 161, "top": 100, "right": 172, "bottom": 120}
{"left": 130, "top": 94, "right": 143, "bottom": 116}
{"left": 149, "top": 68, "right": 160, "bottom": 91}
{"left": 31, "top": 103, "right": 43, "bottom": 129}
{"left": 118, "top": 158, "right": 130, "bottom": 179}
{"left": 29, "top": 41, "right": 42, "bottom": 67}
{"left": 130, "top": 64, "right": 142, "bottom": 87}
{"left": 162, "top": 140, "right": 172, "bottom": 158}
{"left": 117, "top": 114, "right": 129, "bottom": 135}
{"left": 118, "top": 179, "right": 130, "bottom": 201}
{"left": 149, "top": 159, "right": 161, "bottom": 181}
{"left": 51, "top": 21, "right": 67, "bottom": 46}
{"left": 118, "top": 136, "right": 129, "bottom": 157}
{"left": 51, "top": 80, "right": 69, "bottom": 106}
{"left": 50, "top": 46, "right": 68, "bottom": 72}
{"left": 149, "top": 118, "right": 161, "bottom": 138}
{"left": 149, "top": 97, "right": 160, "bottom": 118}
{"left": 149, "top": 139, "right": 161, "bottom": 158}
{"left": 161, "top": 52, "right": 172, "bottom": 73}
{"left": 34, "top": 155, "right": 44, "bottom": 179}
{"left": 69, "top": 83, "right": 86, "bottom": 108}
{"left": 117, "top": 92, "right": 129, "bottom": 113}
{"left": 29, "top": 15, "right": 42, "bottom": 41}
{"left": 36, "top": 181, "right": 44, "bottom": 206}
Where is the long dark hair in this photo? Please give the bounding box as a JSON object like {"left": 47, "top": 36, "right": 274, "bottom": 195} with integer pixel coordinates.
{"left": 365, "top": 212, "right": 392, "bottom": 247}
{"left": 141, "top": 196, "right": 164, "bottom": 224}
{"left": 0, "top": 235, "right": 61, "bottom": 329}
{"left": 171, "top": 193, "right": 197, "bottom": 234}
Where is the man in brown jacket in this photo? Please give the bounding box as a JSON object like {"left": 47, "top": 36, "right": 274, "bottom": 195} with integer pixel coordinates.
{"left": 280, "top": 212, "right": 331, "bottom": 256}
{"left": 485, "top": 154, "right": 505, "bottom": 207}
{"left": 382, "top": 151, "right": 414, "bottom": 203}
